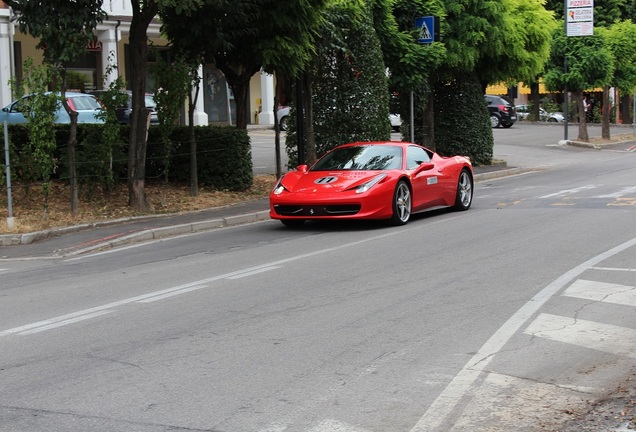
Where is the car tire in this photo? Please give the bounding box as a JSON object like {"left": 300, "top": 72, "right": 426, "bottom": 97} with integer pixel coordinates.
{"left": 390, "top": 180, "right": 411, "bottom": 226}
{"left": 453, "top": 169, "right": 473, "bottom": 211}
{"left": 281, "top": 219, "right": 304, "bottom": 227}
{"left": 490, "top": 114, "right": 501, "bottom": 128}
{"left": 547, "top": 118, "right": 557, "bottom": 123}
{"left": 279, "top": 115, "right": 288, "bottom": 131}
{"left": 502, "top": 123, "right": 513, "bottom": 128}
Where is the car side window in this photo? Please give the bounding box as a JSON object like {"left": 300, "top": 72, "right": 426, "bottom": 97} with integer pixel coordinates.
{"left": 12, "top": 98, "right": 29, "bottom": 113}
{"left": 406, "top": 146, "right": 431, "bottom": 170}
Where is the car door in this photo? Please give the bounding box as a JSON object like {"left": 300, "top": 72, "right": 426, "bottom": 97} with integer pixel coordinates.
{"left": 406, "top": 145, "right": 443, "bottom": 210}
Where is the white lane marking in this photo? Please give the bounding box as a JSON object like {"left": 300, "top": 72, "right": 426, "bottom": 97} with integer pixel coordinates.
{"left": 136, "top": 284, "right": 209, "bottom": 303}
{"left": 563, "top": 279, "right": 636, "bottom": 307}
{"left": 227, "top": 265, "right": 281, "bottom": 279}
{"left": 2, "top": 222, "right": 435, "bottom": 337}
{"left": 539, "top": 185, "right": 597, "bottom": 198}
{"left": 18, "top": 311, "right": 114, "bottom": 335}
{"left": 524, "top": 313, "right": 636, "bottom": 360}
{"left": 409, "top": 236, "right": 636, "bottom": 432}
{"left": 308, "top": 419, "right": 373, "bottom": 432}
{"left": 594, "top": 185, "right": 636, "bottom": 198}
{"left": 592, "top": 266, "right": 636, "bottom": 272}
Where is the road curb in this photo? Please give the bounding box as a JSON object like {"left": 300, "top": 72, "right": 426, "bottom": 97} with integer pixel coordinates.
{"left": 1, "top": 169, "right": 528, "bottom": 252}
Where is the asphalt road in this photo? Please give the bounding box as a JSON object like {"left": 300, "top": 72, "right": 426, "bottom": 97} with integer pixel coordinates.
{"left": 1, "top": 123, "right": 635, "bottom": 431}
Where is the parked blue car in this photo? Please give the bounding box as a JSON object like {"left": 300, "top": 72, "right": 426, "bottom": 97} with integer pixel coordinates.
{"left": 0, "top": 92, "right": 104, "bottom": 124}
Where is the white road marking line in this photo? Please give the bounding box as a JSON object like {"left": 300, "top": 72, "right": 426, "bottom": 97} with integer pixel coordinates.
{"left": 524, "top": 313, "right": 636, "bottom": 360}
{"left": 308, "top": 419, "right": 373, "bottom": 432}
{"left": 539, "top": 185, "right": 597, "bottom": 198}
{"left": 0, "top": 268, "right": 7, "bottom": 273}
{"left": 136, "top": 284, "right": 209, "bottom": 303}
{"left": 1, "top": 225, "right": 425, "bottom": 337}
{"left": 563, "top": 279, "right": 636, "bottom": 307}
{"left": 409, "top": 236, "right": 636, "bottom": 432}
{"left": 227, "top": 265, "right": 281, "bottom": 279}
{"left": 18, "top": 310, "right": 114, "bottom": 335}
{"left": 594, "top": 185, "right": 636, "bottom": 198}
{"left": 591, "top": 266, "right": 636, "bottom": 272}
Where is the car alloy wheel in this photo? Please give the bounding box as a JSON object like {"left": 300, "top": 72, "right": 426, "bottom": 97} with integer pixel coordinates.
{"left": 453, "top": 169, "right": 473, "bottom": 211}
{"left": 390, "top": 180, "right": 411, "bottom": 225}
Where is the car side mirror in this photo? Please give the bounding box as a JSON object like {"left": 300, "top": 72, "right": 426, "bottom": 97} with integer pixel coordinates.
{"left": 414, "top": 162, "right": 435, "bottom": 174}
{"left": 297, "top": 164, "right": 308, "bottom": 173}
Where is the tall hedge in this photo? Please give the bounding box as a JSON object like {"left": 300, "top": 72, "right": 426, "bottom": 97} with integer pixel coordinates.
{"left": 286, "top": 2, "right": 391, "bottom": 167}
{"left": 434, "top": 73, "right": 494, "bottom": 166}
{"left": 2, "top": 124, "right": 253, "bottom": 192}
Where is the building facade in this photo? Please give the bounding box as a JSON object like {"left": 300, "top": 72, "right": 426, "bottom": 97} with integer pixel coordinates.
{"left": 0, "top": 0, "right": 276, "bottom": 126}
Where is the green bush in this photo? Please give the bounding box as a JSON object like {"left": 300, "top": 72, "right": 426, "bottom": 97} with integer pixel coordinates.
{"left": 3, "top": 123, "right": 253, "bottom": 192}
{"left": 434, "top": 73, "right": 494, "bottom": 166}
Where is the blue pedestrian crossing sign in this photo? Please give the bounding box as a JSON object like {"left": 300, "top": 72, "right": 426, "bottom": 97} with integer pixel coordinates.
{"left": 415, "top": 16, "right": 439, "bottom": 44}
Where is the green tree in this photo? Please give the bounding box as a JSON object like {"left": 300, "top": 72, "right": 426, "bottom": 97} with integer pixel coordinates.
{"left": 161, "top": 0, "right": 328, "bottom": 178}
{"left": 152, "top": 56, "right": 192, "bottom": 186}
{"left": 283, "top": 1, "right": 392, "bottom": 166}
{"left": 4, "top": 0, "right": 107, "bottom": 214}
{"left": 123, "top": 0, "right": 203, "bottom": 211}
{"left": 10, "top": 59, "right": 59, "bottom": 216}
{"left": 90, "top": 55, "right": 128, "bottom": 194}
{"left": 597, "top": 20, "right": 636, "bottom": 137}
{"left": 162, "top": 0, "right": 327, "bottom": 130}
{"left": 544, "top": 30, "right": 614, "bottom": 141}
{"left": 375, "top": 0, "right": 446, "bottom": 148}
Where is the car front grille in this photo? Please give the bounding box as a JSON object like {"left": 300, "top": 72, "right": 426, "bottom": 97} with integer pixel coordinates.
{"left": 274, "top": 204, "right": 361, "bottom": 216}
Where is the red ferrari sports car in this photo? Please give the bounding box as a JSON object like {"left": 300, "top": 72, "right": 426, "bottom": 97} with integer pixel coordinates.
{"left": 269, "top": 141, "right": 473, "bottom": 226}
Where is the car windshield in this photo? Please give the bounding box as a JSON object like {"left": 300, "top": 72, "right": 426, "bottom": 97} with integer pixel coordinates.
{"left": 311, "top": 145, "right": 402, "bottom": 171}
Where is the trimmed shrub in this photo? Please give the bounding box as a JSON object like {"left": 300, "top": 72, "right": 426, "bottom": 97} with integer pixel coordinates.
{"left": 3, "top": 123, "right": 253, "bottom": 192}
{"left": 434, "top": 73, "right": 494, "bottom": 166}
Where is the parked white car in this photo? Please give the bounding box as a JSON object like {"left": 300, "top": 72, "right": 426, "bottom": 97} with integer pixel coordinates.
{"left": 516, "top": 104, "right": 564, "bottom": 123}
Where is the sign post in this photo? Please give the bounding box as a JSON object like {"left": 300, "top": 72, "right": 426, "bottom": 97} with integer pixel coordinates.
{"left": 563, "top": 0, "right": 594, "bottom": 142}
{"left": 3, "top": 121, "right": 14, "bottom": 230}
{"left": 414, "top": 16, "right": 439, "bottom": 144}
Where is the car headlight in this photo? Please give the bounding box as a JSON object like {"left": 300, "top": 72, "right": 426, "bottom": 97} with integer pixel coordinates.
{"left": 273, "top": 177, "right": 287, "bottom": 195}
{"left": 356, "top": 173, "right": 387, "bottom": 194}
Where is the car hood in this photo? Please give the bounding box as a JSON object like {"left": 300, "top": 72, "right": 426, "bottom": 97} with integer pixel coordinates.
{"left": 281, "top": 170, "right": 390, "bottom": 193}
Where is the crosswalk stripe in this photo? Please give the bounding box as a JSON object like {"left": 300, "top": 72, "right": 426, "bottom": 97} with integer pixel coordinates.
{"left": 563, "top": 279, "right": 636, "bottom": 307}
{"left": 524, "top": 313, "right": 636, "bottom": 360}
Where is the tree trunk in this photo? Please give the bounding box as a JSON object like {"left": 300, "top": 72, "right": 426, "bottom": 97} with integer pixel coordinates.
{"left": 601, "top": 86, "right": 611, "bottom": 140}
{"left": 574, "top": 90, "right": 589, "bottom": 142}
{"left": 127, "top": 0, "right": 157, "bottom": 210}
{"left": 620, "top": 94, "right": 632, "bottom": 125}
{"left": 59, "top": 69, "right": 79, "bottom": 215}
{"left": 223, "top": 75, "right": 251, "bottom": 129}
{"left": 530, "top": 81, "right": 540, "bottom": 121}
